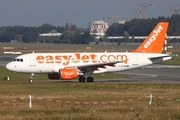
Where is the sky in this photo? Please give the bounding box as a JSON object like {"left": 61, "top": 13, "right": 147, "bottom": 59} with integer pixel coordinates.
{"left": 0, "top": 0, "right": 180, "bottom": 28}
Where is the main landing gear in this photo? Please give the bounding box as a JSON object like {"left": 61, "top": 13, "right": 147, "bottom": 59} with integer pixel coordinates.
{"left": 29, "top": 73, "right": 34, "bottom": 82}
{"left": 78, "top": 76, "right": 94, "bottom": 82}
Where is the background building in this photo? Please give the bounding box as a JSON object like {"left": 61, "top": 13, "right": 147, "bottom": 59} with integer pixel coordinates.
{"left": 89, "top": 20, "right": 108, "bottom": 36}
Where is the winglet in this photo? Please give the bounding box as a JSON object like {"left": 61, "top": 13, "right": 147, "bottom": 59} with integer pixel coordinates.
{"left": 133, "top": 22, "right": 169, "bottom": 53}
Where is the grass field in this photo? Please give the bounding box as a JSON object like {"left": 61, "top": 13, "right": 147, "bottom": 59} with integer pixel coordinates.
{"left": 0, "top": 82, "right": 180, "bottom": 120}
{"left": 0, "top": 43, "right": 180, "bottom": 119}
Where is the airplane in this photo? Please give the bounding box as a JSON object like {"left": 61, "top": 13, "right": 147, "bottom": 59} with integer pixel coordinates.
{"left": 6, "top": 22, "right": 171, "bottom": 82}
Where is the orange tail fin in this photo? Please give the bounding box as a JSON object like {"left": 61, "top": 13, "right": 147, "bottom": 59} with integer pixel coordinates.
{"left": 133, "top": 22, "right": 169, "bottom": 53}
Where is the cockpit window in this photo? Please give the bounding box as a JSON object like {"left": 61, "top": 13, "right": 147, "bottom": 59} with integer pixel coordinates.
{"left": 12, "top": 58, "right": 23, "bottom": 62}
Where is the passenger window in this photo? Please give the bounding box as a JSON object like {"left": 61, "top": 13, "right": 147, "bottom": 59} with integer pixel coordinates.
{"left": 21, "top": 59, "right": 23, "bottom": 62}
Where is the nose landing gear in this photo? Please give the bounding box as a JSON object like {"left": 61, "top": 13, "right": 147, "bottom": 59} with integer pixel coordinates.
{"left": 29, "top": 73, "right": 34, "bottom": 82}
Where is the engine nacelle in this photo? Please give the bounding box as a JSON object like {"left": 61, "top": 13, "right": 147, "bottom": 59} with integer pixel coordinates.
{"left": 48, "top": 68, "right": 79, "bottom": 80}
{"left": 59, "top": 68, "right": 79, "bottom": 80}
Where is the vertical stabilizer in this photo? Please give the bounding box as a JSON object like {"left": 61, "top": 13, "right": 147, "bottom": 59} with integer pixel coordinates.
{"left": 133, "top": 22, "right": 169, "bottom": 53}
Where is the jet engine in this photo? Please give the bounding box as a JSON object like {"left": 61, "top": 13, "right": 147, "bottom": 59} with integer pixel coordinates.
{"left": 48, "top": 68, "right": 79, "bottom": 80}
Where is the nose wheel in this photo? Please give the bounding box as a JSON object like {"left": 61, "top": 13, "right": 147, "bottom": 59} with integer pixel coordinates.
{"left": 29, "top": 79, "right": 34, "bottom": 83}
{"left": 29, "top": 73, "right": 34, "bottom": 82}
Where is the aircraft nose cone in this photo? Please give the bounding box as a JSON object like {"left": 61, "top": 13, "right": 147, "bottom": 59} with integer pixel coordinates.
{"left": 6, "top": 63, "right": 13, "bottom": 71}
{"left": 6, "top": 63, "right": 10, "bottom": 70}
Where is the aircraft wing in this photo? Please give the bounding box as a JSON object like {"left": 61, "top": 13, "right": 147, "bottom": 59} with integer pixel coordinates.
{"left": 75, "top": 61, "right": 122, "bottom": 68}
{"left": 69, "top": 61, "right": 122, "bottom": 74}
{"left": 52, "top": 61, "right": 122, "bottom": 73}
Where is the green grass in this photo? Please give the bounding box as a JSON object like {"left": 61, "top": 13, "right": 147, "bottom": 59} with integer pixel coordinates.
{"left": 160, "top": 56, "right": 180, "bottom": 65}
{"left": 0, "top": 82, "right": 180, "bottom": 119}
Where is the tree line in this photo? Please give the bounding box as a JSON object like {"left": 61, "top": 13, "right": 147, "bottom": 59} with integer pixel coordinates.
{"left": 0, "top": 14, "right": 180, "bottom": 44}
{"left": 107, "top": 14, "right": 180, "bottom": 36}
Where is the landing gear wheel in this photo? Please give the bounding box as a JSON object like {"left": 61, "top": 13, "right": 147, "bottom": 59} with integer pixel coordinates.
{"left": 79, "top": 76, "right": 85, "bottom": 82}
{"left": 87, "top": 77, "right": 94, "bottom": 82}
{"left": 29, "top": 73, "right": 34, "bottom": 83}
{"left": 29, "top": 79, "right": 34, "bottom": 83}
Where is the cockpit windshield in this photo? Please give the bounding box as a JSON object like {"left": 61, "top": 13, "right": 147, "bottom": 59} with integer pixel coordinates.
{"left": 13, "top": 58, "right": 23, "bottom": 62}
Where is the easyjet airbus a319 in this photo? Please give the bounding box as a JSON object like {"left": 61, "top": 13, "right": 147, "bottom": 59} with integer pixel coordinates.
{"left": 6, "top": 22, "right": 172, "bottom": 82}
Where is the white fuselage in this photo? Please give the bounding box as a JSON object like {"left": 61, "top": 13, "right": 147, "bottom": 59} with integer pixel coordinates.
{"left": 6, "top": 52, "right": 171, "bottom": 74}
